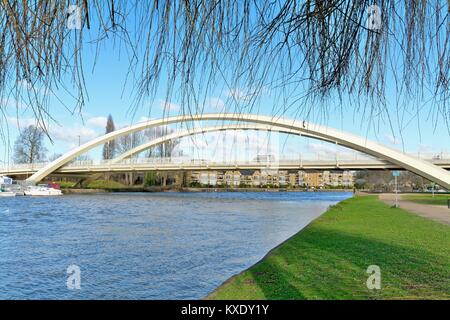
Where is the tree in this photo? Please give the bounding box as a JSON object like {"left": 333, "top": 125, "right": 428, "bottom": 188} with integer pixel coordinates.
{"left": 144, "top": 127, "right": 180, "bottom": 158}
{"left": 48, "top": 153, "right": 63, "bottom": 162}
{"left": 13, "top": 125, "right": 47, "bottom": 164}
{"left": 116, "top": 131, "right": 144, "bottom": 157}
{"left": 144, "top": 172, "right": 159, "bottom": 187}
{"left": 143, "top": 127, "right": 180, "bottom": 186}
{"left": 116, "top": 131, "right": 144, "bottom": 185}
{"left": 102, "top": 115, "right": 116, "bottom": 160}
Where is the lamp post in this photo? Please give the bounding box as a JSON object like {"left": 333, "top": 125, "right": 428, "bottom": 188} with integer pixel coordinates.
{"left": 392, "top": 171, "right": 400, "bottom": 208}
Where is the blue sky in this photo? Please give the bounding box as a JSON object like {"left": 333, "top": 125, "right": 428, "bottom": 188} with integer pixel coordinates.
{"left": 1, "top": 13, "right": 449, "bottom": 165}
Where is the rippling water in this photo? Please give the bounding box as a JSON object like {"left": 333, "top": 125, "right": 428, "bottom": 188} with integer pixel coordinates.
{"left": 0, "top": 191, "right": 351, "bottom": 299}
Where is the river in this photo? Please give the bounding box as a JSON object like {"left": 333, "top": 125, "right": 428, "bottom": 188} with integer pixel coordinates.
{"left": 0, "top": 191, "right": 351, "bottom": 299}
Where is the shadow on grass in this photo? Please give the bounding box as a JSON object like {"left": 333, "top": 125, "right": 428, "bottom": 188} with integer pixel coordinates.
{"left": 247, "top": 227, "right": 450, "bottom": 299}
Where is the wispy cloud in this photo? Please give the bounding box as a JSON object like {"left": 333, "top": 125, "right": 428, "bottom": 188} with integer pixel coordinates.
{"left": 17, "top": 79, "right": 53, "bottom": 97}
{"left": 384, "top": 134, "right": 400, "bottom": 145}
{"left": 7, "top": 115, "right": 102, "bottom": 145}
{"left": 1, "top": 98, "right": 27, "bottom": 110}
{"left": 227, "top": 86, "right": 269, "bottom": 102}
{"left": 6, "top": 116, "right": 38, "bottom": 128}
{"left": 86, "top": 116, "right": 107, "bottom": 128}
{"left": 418, "top": 144, "right": 434, "bottom": 154}
{"left": 158, "top": 99, "right": 179, "bottom": 112}
{"left": 207, "top": 97, "right": 225, "bottom": 111}
{"left": 49, "top": 125, "right": 99, "bottom": 143}
{"left": 306, "top": 143, "right": 336, "bottom": 156}
{"left": 227, "top": 88, "right": 252, "bottom": 102}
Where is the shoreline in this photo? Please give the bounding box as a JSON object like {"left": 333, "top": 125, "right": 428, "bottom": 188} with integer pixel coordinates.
{"left": 204, "top": 194, "right": 341, "bottom": 299}
{"left": 62, "top": 187, "right": 354, "bottom": 194}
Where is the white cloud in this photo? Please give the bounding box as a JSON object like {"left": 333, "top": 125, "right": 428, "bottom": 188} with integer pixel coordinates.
{"left": 138, "top": 116, "right": 153, "bottom": 123}
{"left": 384, "top": 134, "right": 400, "bottom": 145}
{"left": 7, "top": 116, "right": 101, "bottom": 144}
{"left": 17, "top": 79, "right": 53, "bottom": 96}
{"left": 306, "top": 143, "right": 337, "bottom": 156}
{"left": 49, "top": 125, "right": 99, "bottom": 143}
{"left": 418, "top": 144, "right": 434, "bottom": 154}
{"left": 227, "top": 86, "right": 269, "bottom": 102}
{"left": 86, "top": 116, "right": 107, "bottom": 128}
{"left": 158, "top": 99, "right": 179, "bottom": 111}
{"left": 228, "top": 88, "right": 251, "bottom": 102}
{"left": 1, "top": 98, "right": 27, "bottom": 110}
{"left": 17, "top": 79, "right": 33, "bottom": 90}
{"left": 6, "top": 116, "right": 38, "bottom": 128}
{"left": 207, "top": 97, "right": 225, "bottom": 110}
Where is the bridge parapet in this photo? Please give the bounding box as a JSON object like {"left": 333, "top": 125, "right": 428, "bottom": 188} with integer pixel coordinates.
{"left": 2, "top": 156, "right": 450, "bottom": 176}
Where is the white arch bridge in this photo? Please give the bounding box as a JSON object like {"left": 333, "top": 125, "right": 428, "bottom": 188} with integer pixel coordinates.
{"left": 1, "top": 114, "right": 449, "bottom": 189}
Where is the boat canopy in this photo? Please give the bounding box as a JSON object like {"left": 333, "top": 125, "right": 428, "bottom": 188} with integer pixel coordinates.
{"left": 0, "top": 176, "right": 13, "bottom": 185}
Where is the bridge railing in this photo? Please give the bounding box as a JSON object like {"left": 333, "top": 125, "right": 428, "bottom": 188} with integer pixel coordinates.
{"left": 62, "top": 157, "right": 450, "bottom": 168}
{"left": 2, "top": 152, "right": 450, "bottom": 172}
{"left": 0, "top": 162, "right": 47, "bottom": 171}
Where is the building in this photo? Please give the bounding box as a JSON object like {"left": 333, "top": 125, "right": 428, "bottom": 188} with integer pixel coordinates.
{"left": 189, "top": 170, "right": 354, "bottom": 188}
{"left": 298, "top": 171, "right": 306, "bottom": 187}
{"left": 322, "top": 170, "right": 355, "bottom": 187}
{"left": 198, "top": 171, "right": 218, "bottom": 186}
{"left": 251, "top": 171, "right": 262, "bottom": 186}
{"left": 341, "top": 171, "right": 354, "bottom": 187}
{"left": 224, "top": 171, "right": 241, "bottom": 186}
{"left": 288, "top": 173, "right": 297, "bottom": 187}
{"left": 277, "top": 170, "right": 288, "bottom": 186}
{"left": 304, "top": 172, "right": 323, "bottom": 188}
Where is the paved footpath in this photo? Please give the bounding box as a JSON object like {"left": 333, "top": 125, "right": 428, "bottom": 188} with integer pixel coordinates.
{"left": 379, "top": 193, "right": 450, "bottom": 226}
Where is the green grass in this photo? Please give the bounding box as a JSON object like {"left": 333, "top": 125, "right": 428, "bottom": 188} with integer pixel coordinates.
{"left": 208, "top": 196, "right": 450, "bottom": 300}
{"left": 51, "top": 179, "right": 130, "bottom": 189}
{"left": 403, "top": 194, "right": 450, "bottom": 206}
{"left": 85, "top": 180, "right": 127, "bottom": 189}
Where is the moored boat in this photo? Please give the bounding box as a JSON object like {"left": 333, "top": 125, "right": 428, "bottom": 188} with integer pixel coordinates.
{"left": 24, "top": 185, "right": 63, "bottom": 196}
{"left": 0, "top": 176, "right": 16, "bottom": 197}
{"left": 0, "top": 189, "right": 16, "bottom": 197}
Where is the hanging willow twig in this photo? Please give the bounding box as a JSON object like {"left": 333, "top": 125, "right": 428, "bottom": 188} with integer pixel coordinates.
{"left": 0, "top": 0, "right": 449, "bottom": 136}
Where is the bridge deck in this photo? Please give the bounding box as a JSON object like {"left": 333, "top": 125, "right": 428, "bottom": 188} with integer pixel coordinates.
{"left": 2, "top": 159, "right": 450, "bottom": 176}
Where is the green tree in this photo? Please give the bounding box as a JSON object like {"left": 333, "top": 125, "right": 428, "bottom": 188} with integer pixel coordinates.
{"left": 102, "top": 114, "right": 116, "bottom": 160}
{"left": 144, "top": 172, "right": 159, "bottom": 187}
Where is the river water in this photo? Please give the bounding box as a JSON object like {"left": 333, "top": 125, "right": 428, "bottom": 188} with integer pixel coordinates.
{"left": 0, "top": 191, "right": 351, "bottom": 299}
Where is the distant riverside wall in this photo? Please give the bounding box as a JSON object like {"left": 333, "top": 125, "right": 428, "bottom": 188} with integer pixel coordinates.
{"left": 62, "top": 186, "right": 354, "bottom": 194}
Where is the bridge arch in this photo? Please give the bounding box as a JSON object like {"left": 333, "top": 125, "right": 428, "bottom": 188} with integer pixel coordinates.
{"left": 26, "top": 113, "right": 450, "bottom": 189}
{"left": 111, "top": 123, "right": 333, "bottom": 163}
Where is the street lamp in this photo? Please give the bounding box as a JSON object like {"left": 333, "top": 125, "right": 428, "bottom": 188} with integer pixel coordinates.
{"left": 392, "top": 170, "right": 400, "bottom": 208}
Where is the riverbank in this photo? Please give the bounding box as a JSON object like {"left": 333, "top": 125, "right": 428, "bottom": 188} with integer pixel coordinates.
{"left": 207, "top": 196, "right": 450, "bottom": 299}
{"left": 61, "top": 186, "right": 354, "bottom": 194}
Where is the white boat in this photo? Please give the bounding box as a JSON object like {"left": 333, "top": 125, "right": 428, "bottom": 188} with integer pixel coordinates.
{"left": 0, "top": 176, "right": 13, "bottom": 185}
{"left": 1, "top": 177, "right": 16, "bottom": 197}
{"left": 24, "top": 185, "right": 63, "bottom": 196}
{"left": 0, "top": 190, "right": 16, "bottom": 197}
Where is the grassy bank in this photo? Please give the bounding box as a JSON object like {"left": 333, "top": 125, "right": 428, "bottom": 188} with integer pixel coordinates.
{"left": 403, "top": 194, "right": 449, "bottom": 206}
{"left": 208, "top": 196, "right": 450, "bottom": 300}
{"left": 53, "top": 180, "right": 127, "bottom": 190}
